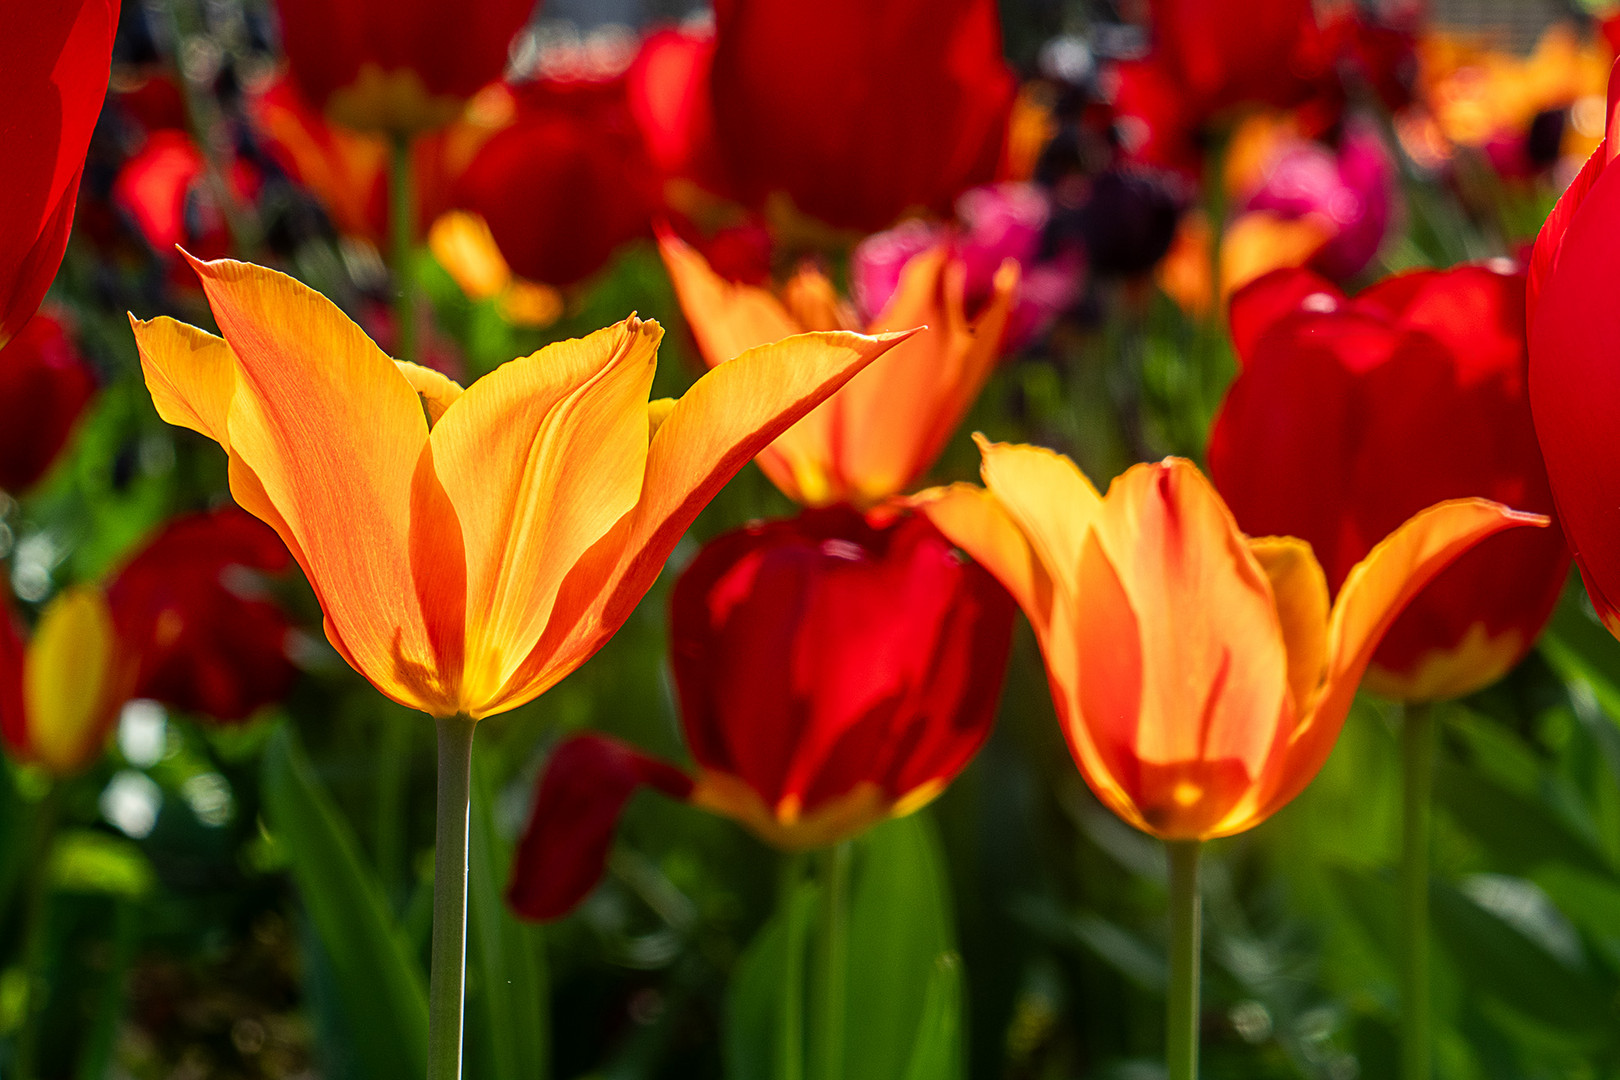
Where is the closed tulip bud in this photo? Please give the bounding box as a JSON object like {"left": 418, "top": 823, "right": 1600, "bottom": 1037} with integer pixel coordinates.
{"left": 1211, "top": 265, "right": 1570, "bottom": 702}
{"left": 1148, "top": 0, "right": 1331, "bottom": 115}
{"left": 272, "top": 0, "right": 534, "bottom": 134}
{"left": 106, "top": 508, "right": 297, "bottom": 722}
{"left": 0, "top": 311, "right": 96, "bottom": 494}
{"left": 0, "top": 1, "right": 119, "bottom": 350}
{"left": 1, "top": 587, "right": 132, "bottom": 777}
{"left": 915, "top": 442, "right": 1542, "bottom": 840}
{"left": 506, "top": 509, "right": 1015, "bottom": 920}
{"left": 707, "top": 0, "right": 1016, "bottom": 233}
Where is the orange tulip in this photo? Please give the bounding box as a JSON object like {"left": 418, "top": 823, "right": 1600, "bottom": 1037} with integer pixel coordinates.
{"left": 129, "top": 256, "right": 910, "bottom": 720}
{"left": 660, "top": 231, "right": 1017, "bottom": 508}
{"left": 1, "top": 587, "right": 132, "bottom": 777}
{"left": 914, "top": 442, "right": 1543, "bottom": 840}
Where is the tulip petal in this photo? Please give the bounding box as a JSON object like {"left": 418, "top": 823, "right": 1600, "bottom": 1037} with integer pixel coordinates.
{"left": 657, "top": 229, "right": 802, "bottom": 367}
{"left": 507, "top": 734, "right": 692, "bottom": 921}
{"left": 397, "top": 361, "right": 464, "bottom": 426}
{"left": 1227, "top": 267, "right": 1340, "bottom": 364}
{"left": 1247, "top": 536, "right": 1330, "bottom": 715}
{"left": 1528, "top": 137, "right": 1604, "bottom": 327}
{"left": 24, "top": 588, "right": 125, "bottom": 776}
{"left": 130, "top": 315, "right": 237, "bottom": 448}
{"left": 780, "top": 265, "right": 854, "bottom": 333}
{"left": 974, "top": 436, "right": 1102, "bottom": 598}
{"left": 496, "top": 329, "right": 916, "bottom": 707}
{"left": 430, "top": 319, "right": 658, "bottom": 715}
{"left": 184, "top": 256, "right": 466, "bottom": 716}
{"left": 910, "top": 481, "right": 1052, "bottom": 630}
{"left": 1259, "top": 498, "right": 1547, "bottom": 817}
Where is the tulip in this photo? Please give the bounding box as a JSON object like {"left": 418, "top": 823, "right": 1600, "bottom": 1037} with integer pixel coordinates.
{"left": 1210, "top": 265, "right": 1568, "bottom": 702}
{"left": 0, "top": 586, "right": 131, "bottom": 778}
{"left": 1147, "top": 0, "right": 1332, "bottom": 115}
{"left": 272, "top": 0, "right": 534, "bottom": 134}
{"left": 112, "top": 130, "right": 259, "bottom": 265}
{"left": 707, "top": 0, "right": 1017, "bottom": 232}
{"left": 452, "top": 75, "right": 658, "bottom": 287}
{"left": 105, "top": 508, "right": 297, "bottom": 722}
{"left": 507, "top": 507, "right": 1014, "bottom": 921}
{"left": 624, "top": 25, "right": 727, "bottom": 196}
{"left": 0, "top": 311, "right": 96, "bottom": 495}
{"left": 129, "top": 253, "right": 909, "bottom": 1074}
{"left": 660, "top": 231, "right": 1017, "bottom": 508}
{"left": 0, "top": 1, "right": 120, "bottom": 350}
{"left": 913, "top": 442, "right": 1543, "bottom": 1080}
{"left": 1158, "top": 209, "right": 1332, "bottom": 318}
{"left": 1529, "top": 57, "right": 1620, "bottom": 642}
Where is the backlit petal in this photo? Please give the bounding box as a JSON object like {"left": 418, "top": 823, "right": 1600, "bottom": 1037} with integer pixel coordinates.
{"left": 397, "top": 360, "right": 464, "bottom": 426}
{"left": 1247, "top": 535, "right": 1330, "bottom": 714}
{"left": 974, "top": 436, "right": 1102, "bottom": 598}
{"left": 657, "top": 229, "right": 802, "bottom": 367}
{"left": 24, "top": 588, "right": 126, "bottom": 776}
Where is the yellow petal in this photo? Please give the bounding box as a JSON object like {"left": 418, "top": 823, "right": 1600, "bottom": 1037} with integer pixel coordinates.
{"left": 129, "top": 315, "right": 237, "bottom": 449}
{"left": 1257, "top": 498, "right": 1548, "bottom": 818}
{"left": 185, "top": 255, "right": 465, "bottom": 716}
{"left": 657, "top": 230, "right": 803, "bottom": 368}
{"left": 429, "top": 318, "right": 658, "bottom": 714}
{"left": 974, "top": 436, "right": 1102, "bottom": 599}
{"left": 25, "top": 588, "right": 126, "bottom": 776}
{"left": 910, "top": 481, "right": 1053, "bottom": 633}
{"left": 490, "top": 328, "right": 917, "bottom": 711}
{"left": 780, "top": 263, "right": 855, "bottom": 333}
{"left": 428, "top": 210, "right": 512, "bottom": 301}
{"left": 396, "top": 361, "right": 465, "bottom": 427}
{"left": 1248, "top": 535, "right": 1330, "bottom": 715}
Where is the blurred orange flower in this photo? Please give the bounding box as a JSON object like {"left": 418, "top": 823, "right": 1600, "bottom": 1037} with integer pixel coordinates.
{"left": 915, "top": 443, "right": 1542, "bottom": 840}
{"left": 129, "top": 256, "right": 911, "bottom": 719}
{"left": 660, "top": 231, "right": 1017, "bottom": 508}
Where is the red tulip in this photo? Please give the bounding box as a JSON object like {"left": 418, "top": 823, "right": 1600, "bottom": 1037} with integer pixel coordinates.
{"left": 0, "top": 310, "right": 96, "bottom": 494}
{"left": 112, "top": 130, "right": 258, "bottom": 264}
{"left": 1527, "top": 59, "right": 1620, "bottom": 640}
{"left": 507, "top": 508, "right": 1015, "bottom": 920}
{"left": 273, "top": 0, "right": 534, "bottom": 133}
{"left": 1148, "top": 0, "right": 1331, "bottom": 115}
{"left": 624, "top": 26, "right": 726, "bottom": 193}
{"left": 1210, "top": 264, "right": 1569, "bottom": 701}
{"left": 105, "top": 508, "right": 297, "bottom": 722}
{"left": 706, "top": 0, "right": 1016, "bottom": 233}
{"left": 452, "top": 75, "right": 656, "bottom": 286}
{"left": 0, "top": 1, "right": 120, "bottom": 349}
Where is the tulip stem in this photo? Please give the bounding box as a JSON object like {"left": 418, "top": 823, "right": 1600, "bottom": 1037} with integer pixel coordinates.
{"left": 1166, "top": 839, "right": 1202, "bottom": 1080}
{"left": 815, "top": 841, "right": 852, "bottom": 1080}
{"left": 390, "top": 132, "right": 418, "bottom": 366}
{"left": 1401, "top": 701, "right": 1436, "bottom": 1080}
{"left": 427, "top": 713, "right": 477, "bottom": 1080}
{"left": 14, "top": 782, "right": 62, "bottom": 1080}
{"left": 779, "top": 852, "right": 808, "bottom": 1080}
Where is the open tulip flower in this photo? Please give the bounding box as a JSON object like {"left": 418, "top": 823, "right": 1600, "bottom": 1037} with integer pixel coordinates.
{"left": 660, "top": 231, "right": 1018, "bottom": 509}
{"left": 273, "top": 0, "right": 532, "bottom": 134}
{"left": 506, "top": 508, "right": 1015, "bottom": 921}
{"left": 1, "top": 586, "right": 131, "bottom": 778}
{"left": 1, "top": 0, "right": 119, "bottom": 350}
{"left": 1528, "top": 58, "right": 1620, "bottom": 644}
{"left": 914, "top": 441, "right": 1543, "bottom": 1078}
{"left": 1210, "top": 264, "right": 1569, "bottom": 703}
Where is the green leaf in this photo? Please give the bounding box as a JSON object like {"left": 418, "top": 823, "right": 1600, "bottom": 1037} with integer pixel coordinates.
{"left": 464, "top": 754, "right": 549, "bottom": 1080}
{"left": 261, "top": 724, "right": 429, "bottom": 1079}
{"left": 900, "top": 952, "right": 965, "bottom": 1080}
{"left": 725, "top": 870, "right": 817, "bottom": 1080}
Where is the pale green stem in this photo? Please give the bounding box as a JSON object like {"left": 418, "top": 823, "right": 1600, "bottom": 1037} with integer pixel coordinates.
{"left": 1401, "top": 702, "right": 1436, "bottom": 1080}
{"left": 1166, "top": 840, "right": 1202, "bottom": 1080}
{"left": 427, "top": 714, "right": 476, "bottom": 1080}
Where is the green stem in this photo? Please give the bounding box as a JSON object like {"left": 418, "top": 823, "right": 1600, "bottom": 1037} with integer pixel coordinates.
{"left": 778, "top": 852, "right": 807, "bottom": 1080}
{"left": 1401, "top": 702, "right": 1436, "bottom": 1080}
{"left": 427, "top": 714, "right": 477, "bottom": 1080}
{"left": 815, "top": 841, "right": 852, "bottom": 1080}
{"left": 1166, "top": 840, "right": 1202, "bottom": 1080}
{"left": 389, "top": 132, "right": 418, "bottom": 365}
{"left": 15, "top": 782, "right": 63, "bottom": 1080}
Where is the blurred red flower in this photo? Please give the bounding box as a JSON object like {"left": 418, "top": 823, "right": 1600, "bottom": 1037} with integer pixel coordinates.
{"left": 0, "top": 0, "right": 120, "bottom": 350}
{"left": 452, "top": 75, "right": 657, "bottom": 287}
{"left": 273, "top": 0, "right": 535, "bottom": 133}
{"left": 112, "top": 129, "right": 259, "bottom": 264}
{"left": 105, "top": 508, "right": 297, "bottom": 722}
{"left": 0, "top": 310, "right": 96, "bottom": 494}
{"left": 507, "top": 509, "right": 1015, "bottom": 920}
{"left": 1148, "top": 0, "right": 1331, "bottom": 115}
{"left": 1210, "top": 264, "right": 1569, "bottom": 701}
{"left": 706, "top": 0, "right": 1016, "bottom": 233}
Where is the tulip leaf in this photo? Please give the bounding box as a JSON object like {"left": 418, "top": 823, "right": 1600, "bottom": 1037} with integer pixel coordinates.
{"left": 900, "top": 951, "right": 965, "bottom": 1080}
{"left": 463, "top": 754, "right": 550, "bottom": 1080}
{"left": 724, "top": 870, "right": 818, "bottom": 1080}
{"left": 261, "top": 725, "right": 429, "bottom": 1080}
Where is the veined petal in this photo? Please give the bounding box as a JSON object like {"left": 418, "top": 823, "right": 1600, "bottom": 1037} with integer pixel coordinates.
{"left": 183, "top": 255, "right": 465, "bottom": 716}
{"left": 490, "top": 329, "right": 916, "bottom": 711}
{"left": 24, "top": 588, "right": 126, "bottom": 776}
{"left": 397, "top": 360, "right": 464, "bottom": 426}
{"left": 1084, "top": 460, "right": 1288, "bottom": 818}
{"left": 129, "top": 315, "right": 237, "bottom": 448}
{"left": 430, "top": 318, "right": 658, "bottom": 715}
{"left": 974, "top": 436, "right": 1101, "bottom": 598}
{"left": 910, "top": 481, "right": 1054, "bottom": 635}
{"left": 1257, "top": 498, "right": 1547, "bottom": 818}
{"left": 1248, "top": 535, "right": 1330, "bottom": 714}
{"left": 657, "top": 229, "right": 803, "bottom": 368}
{"left": 780, "top": 264, "right": 855, "bottom": 332}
